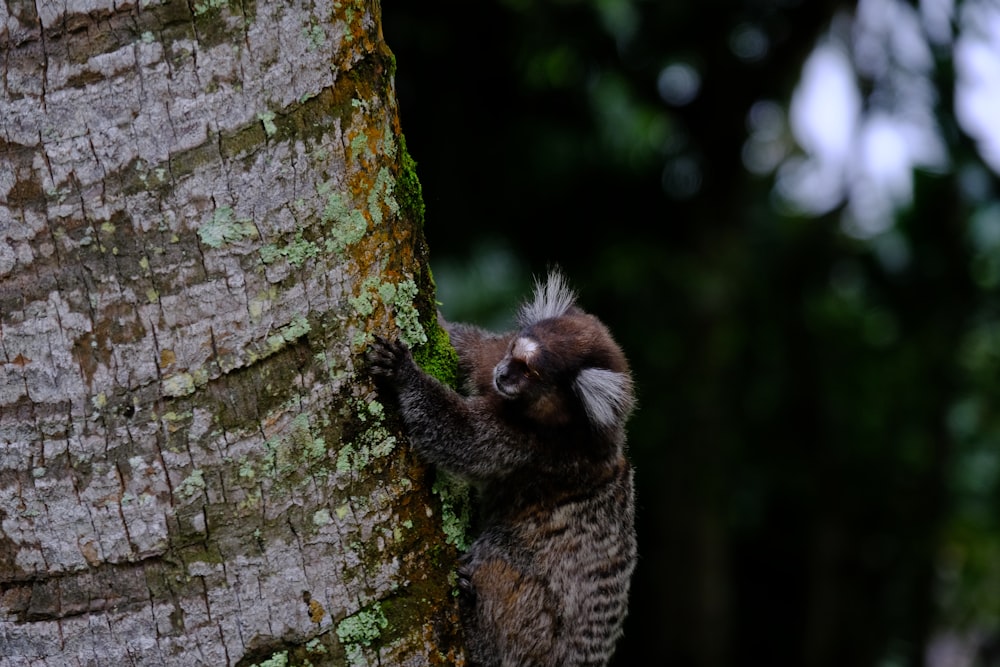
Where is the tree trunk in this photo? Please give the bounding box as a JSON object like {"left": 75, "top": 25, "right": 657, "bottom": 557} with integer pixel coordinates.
{"left": 0, "top": 1, "right": 464, "bottom": 665}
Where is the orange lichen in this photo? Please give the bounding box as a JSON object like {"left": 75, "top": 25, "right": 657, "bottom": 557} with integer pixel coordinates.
{"left": 308, "top": 598, "right": 326, "bottom": 623}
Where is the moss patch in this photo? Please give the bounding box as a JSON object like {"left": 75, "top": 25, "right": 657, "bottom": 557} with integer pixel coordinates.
{"left": 412, "top": 317, "right": 459, "bottom": 389}
{"left": 395, "top": 134, "right": 425, "bottom": 230}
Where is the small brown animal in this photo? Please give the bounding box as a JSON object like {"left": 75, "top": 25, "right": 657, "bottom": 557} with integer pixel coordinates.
{"left": 368, "top": 271, "right": 636, "bottom": 667}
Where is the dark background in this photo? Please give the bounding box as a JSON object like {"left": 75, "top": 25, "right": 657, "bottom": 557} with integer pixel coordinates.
{"left": 382, "top": 1, "right": 1000, "bottom": 665}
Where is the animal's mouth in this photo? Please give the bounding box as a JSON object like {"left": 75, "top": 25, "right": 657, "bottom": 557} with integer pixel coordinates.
{"left": 493, "top": 367, "right": 519, "bottom": 399}
{"left": 493, "top": 379, "right": 518, "bottom": 399}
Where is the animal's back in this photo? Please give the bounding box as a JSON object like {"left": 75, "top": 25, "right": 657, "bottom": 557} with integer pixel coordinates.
{"left": 464, "top": 456, "right": 636, "bottom": 667}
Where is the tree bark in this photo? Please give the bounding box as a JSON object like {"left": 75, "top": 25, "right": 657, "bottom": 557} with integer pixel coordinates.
{"left": 0, "top": 1, "right": 464, "bottom": 665}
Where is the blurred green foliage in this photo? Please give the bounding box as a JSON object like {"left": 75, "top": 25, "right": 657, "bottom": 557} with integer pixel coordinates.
{"left": 383, "top": 1, "right": 1000, "bottom": 665}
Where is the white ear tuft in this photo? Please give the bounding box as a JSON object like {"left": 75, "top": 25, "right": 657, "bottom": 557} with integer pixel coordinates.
{"left": 573, "top": 368, "right": 634, "bottom": 431}
{"left": 517, "top": 270, "right": 578, "bottom": 326}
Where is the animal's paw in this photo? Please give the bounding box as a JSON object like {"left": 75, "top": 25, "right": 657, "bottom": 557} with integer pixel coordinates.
{"left": 366, "top": 335, "right": 411, "bottom": 379}
{"left": 456, "top": 561, "right": 477, "bottom": 605}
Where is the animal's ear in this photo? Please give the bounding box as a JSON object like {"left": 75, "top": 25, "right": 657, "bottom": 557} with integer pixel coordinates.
{"left": 517, "top": 270, "right": 579, "bottom": 326}
{"left": 573, "top": 368, "right": 635, "bottom": 430}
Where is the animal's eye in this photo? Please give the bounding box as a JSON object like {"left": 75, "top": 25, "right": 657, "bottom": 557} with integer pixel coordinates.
{"left": 509, "top": 359, "right": 536, "bottom": 378}
{"left": 521, "top": 362, "right": 541, "bottom": 379}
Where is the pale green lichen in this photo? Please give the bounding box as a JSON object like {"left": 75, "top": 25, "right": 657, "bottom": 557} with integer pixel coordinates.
{"left": 376, "top": 281, "right": 397, "bottom": 304}
{"left": 192, "top": 0, "right": 225, "bottom": 15}
{"left": 259, "top": 180, "right": 371, "bottom": 267}
{"left": 248, "top": 651, "right": 288, "bottom": 667}
{"left": 283, "top": 233, "right": 320, "bottom": 267}
{"left": 391, "top": 279, "right": 427, "bottom": 348}
{"left": 302, "top": 22, "right": 325, "bottom": 51}
{"left": 380, "top": 128, "right": 398, "bottom": 160}
{"left": 433, "top": 473, "right": 472, "bottom": 551}
{"left": 305, "top": 638, "right": 326, "bottom": 654}
{"left": 162, "top": 372, "right": 196, "bottom": 398}
{"left": 350, "top": 277, "right": 426, "bottom": 348}
{"left": 321, "top": 190, "right": 368, "bottom": 256}
{"left": 364, "top": 400, "right": 384, "bottom": 421}
{"left": 265, "top": 315, "right": 311, "bottom": 352}
{"left": 350, "top": 131, "right": 369, "bottom": 161}
{"left": 256, "top": 410, "right": 329, "bottom": 480}
{"left": 349, "top": 277, "right": 380, "bottom": 317}
{"left": 366, "top": 167, "right": 399, "bottom": 226}
{"left": 336, "top": 602, "right": 388, "bottom": 663}
{"left": 258, "top": 243, "right": 283, "bottom": 264}
{"left": 197, "top": 206, "right": 257, "bottom": 248}
{"left": 335, "top": 399, "right": 398, "bottom": 475}
{"left": 258, "top": 111, "right": 277, "bottom": 137}
{"left": 176, "top": 469, "right": 206, "bottom": 499}
{"left": 238, "top": 459, "right": 255, "bottom": 480}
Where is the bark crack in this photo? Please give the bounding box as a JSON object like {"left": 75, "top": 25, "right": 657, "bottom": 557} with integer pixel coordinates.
{"left": 32, "top": 0, "right": 48, "bottom": 111}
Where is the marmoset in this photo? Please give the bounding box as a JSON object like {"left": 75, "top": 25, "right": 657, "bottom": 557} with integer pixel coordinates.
{"left": 367, "top": 271, "right": 636, "bottom": 667}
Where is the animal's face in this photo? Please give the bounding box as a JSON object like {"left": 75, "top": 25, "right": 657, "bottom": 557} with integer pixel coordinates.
{"left": 491, "top": 315, "right": 633, "bottom": 431}
{"left": 492, "top": 328, "right": 581, "bottom": 426}
{"left": 493, "top": 336, "right": 545, "bottom": 401}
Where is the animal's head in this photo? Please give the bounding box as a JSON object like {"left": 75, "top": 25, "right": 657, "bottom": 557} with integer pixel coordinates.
{"left": 492, "top": 272, "right": 635, "bottom": 435}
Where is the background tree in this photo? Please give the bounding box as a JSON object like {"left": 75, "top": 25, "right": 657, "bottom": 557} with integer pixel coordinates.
{"left": 0, "top": 1, "right": 463, "bottom": 665}
{"left": 385, "top": 1, "right": 1000, "bottom": 666}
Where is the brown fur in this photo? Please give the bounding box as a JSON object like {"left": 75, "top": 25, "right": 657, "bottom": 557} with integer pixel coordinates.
{"left": 369, "top": 272, "right": 636, "bottom": 667}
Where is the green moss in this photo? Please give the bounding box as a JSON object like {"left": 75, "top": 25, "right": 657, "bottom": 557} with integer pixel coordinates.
{"left": 412, "top": 317, "right": 459, "bottom": 389}
{"left": 395, "top": 134, "right": 425, "bottom": 230}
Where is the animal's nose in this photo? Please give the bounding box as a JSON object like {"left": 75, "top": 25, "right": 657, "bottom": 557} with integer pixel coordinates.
{"left": 494, "top": 364, "right": 513, "bottom": 384}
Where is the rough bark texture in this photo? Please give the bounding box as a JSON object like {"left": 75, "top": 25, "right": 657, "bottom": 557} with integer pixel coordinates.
{"left": 0, "top": 1, "right": 464, "bottom": 665}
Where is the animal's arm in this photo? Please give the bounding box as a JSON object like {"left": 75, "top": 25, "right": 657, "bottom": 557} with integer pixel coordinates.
{"left": 368, "top": 336, "right": 529, "bottom": 481}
